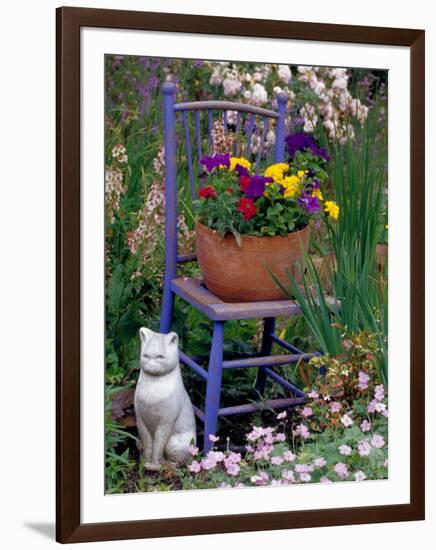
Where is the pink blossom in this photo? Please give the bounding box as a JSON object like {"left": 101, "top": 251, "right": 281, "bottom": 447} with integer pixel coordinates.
{"left": 253, "top": 444, "right": 272, "bottom": 461}
{"left": 222, "top": 77, "right": 242, "bottom": 97}
{"left": 371, "top": 434, "right": 385, "bottom": 449}
{"left": 250, "top": 471, "right": 269, "bottom": 485}
{"left": 341, "top": 414, "right": 354, "bottom": 427}
{"left": 247, "top": 427, "right": 263, "bottom": 442}
{"left": 308, "top": 389, "right": 319, "bottom": 399}
{"left": 293, "top": 423, "right": 310, "bottom": 439}
{"left": 220, "top": 482, "right": 232, "bottom": 489}
{"left": 334, "top": 462, "right": 349, "bottom": 479}
{"left": 354, "top": 470, "right": 367, "bottom": 482}
{"left": 357, "top": 439, "right": 372, "bottom": 457}
{"left": 282, "top": 469, "right": 296, "bottom": 482}
{"left": 339, "top": 445, "right": 352, "bottom": 456}
{"left": 224, "top": 460, "right": 240, "bottom": 476}
{"left": 300, "top": 473, "right": 312, "bottom": 482}
{"left": 276, "top": 411, "right": 287, "bottom": 420}
{"left": 208, "top": 451, "right": 225, "bottom": 462}
{"left": 283, "top": 450, "right": 296, "bottom": 462}
{"left": 208, "top": 434, "right": 220, "bottom": 443}
{"left": 321, "top": 476, "right": 332, "bottom": 483}
{"left": 264, "top": 433, "right": 275, "bottom": 445}
{"left": 245, "top": 445, "right": 254, "bottom": 453}
{"left": 270, "top": 479, "right": 286, "bottom": 487}
{"left": 301, "top": 406, "right": 313, "bottom": 418}
{"left": 367, "top": 400, "right": 377, "bottom": 413}
{"left": 330, "top": 402, "right": 342, "bottom": 413}
{"left": 384, "top": 459, "right": 389, "bottom": 468}
{"left": 357, "top": 371, "right": 370, "bottom": 391}
{"left": 313, "top": 457, "right": 327, "bottom": 468}
{"left": 360, "top": 419, "right": 372, "bottom": 433}
{"left": 188, "top": 460, "right": 201, "bottom": 473}
{"left": 374, "top": 384, "right": 385, "bottom": 401}
{"left": 189, "top": 444, "right": 199, "bottom": 456}
{"left": 271, "top": 456, "right": 284, "bottom": 465}
{"left": 227, "top": 452, "right": 241, "bottom": 463}
{"left": 295, "top": 463, "right": 314, "bottom": 474}
{"left": 235, "top": 482, "right": 246, "bottom": 488}
{"left": 200, "top": 456, "right": 217, "bottom": 470}
{"left": 275, "top": 433, "right": 286, "bottom": 442}
{"left": 382, "top": 408, "right": 389, "bottom": 417}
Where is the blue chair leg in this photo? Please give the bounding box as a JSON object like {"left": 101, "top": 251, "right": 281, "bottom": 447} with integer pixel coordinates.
{"left": 203, "top": 321, "right": 225, "bottom": 454}
{"left": 160, "top": 286, "right": 175, "bottom": 334}
{"left": 254, "top": 317, "right": 276, "bottom": 396}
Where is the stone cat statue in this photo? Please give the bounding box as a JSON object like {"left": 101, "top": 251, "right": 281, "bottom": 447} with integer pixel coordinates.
{"left": 134, "top": 327, "right": 197, "bottom": 471}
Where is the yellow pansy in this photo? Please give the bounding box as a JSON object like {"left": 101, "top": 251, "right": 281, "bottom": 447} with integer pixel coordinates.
{"left": 264, "top": 163, "right": 289, "bottom": 184}
{"left": 297, "top": 170, "right": 307, "bottom": 178}
{"left": 229, "top": 156, "right": 251, "bottom": 172}
{"left": 282, "top": 175, "right": 300, "bottom": 198}
{"left": 325, "top": 200, "right": 340, "bottom": 220}
{"left": 312, "top": 188, "right": 323, "bottom": 201}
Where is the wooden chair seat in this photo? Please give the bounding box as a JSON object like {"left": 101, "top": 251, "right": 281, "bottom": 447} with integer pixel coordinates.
{"left": 171, "top": 276, "right": 302, "bottom": 321}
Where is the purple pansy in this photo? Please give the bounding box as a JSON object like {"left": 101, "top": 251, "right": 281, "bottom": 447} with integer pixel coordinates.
{"left": 285, "top": 132, "right": 331, "bottom": 161}
{"left": 298, "top": 192, "right": 321, "bottom": 213}
{"left": 245, "top": 175, "right": 273, "bottom": 198}
{"left": 200, "top": 153, "right": 231, "bottom": 172}
{"left": 234, "top": 163, "right": 250, "bottom": 177}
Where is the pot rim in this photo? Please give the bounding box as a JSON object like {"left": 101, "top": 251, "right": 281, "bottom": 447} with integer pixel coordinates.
{"left": 195, "top": 219, "right": 310, "bottom": 242}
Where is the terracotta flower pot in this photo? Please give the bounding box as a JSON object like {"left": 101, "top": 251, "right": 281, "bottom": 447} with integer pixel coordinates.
{"left": 195, "top": 221, "right": 310, "bottom": 302}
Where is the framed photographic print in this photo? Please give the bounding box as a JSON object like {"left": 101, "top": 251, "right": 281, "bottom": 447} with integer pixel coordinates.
{"left": 56, "top": 6, "right": 425, "bottom": 543}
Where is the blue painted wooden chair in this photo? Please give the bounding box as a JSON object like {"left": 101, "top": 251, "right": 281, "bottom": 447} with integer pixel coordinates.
{"left": 160, "top": 82, "right": 316, "bottom": 453}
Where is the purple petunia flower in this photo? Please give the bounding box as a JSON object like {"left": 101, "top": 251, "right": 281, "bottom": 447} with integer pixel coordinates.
{"left": 200, "top": 153, "right": 231, "bottom": 172}
{"left": 298, "top": 192, "right": 321, "bottom": 213}
{"left": 244, "top": 175, "right": 273, "bottom": 198}
{"left": 285, "top": 132, "right": 330, "bottom": 161}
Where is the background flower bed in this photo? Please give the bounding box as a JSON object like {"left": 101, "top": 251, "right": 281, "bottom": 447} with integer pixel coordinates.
{"left": 104, "top": 55, "right": 388, "bottom": 493}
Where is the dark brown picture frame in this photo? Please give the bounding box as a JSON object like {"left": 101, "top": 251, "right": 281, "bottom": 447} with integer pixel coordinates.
{"left": 56, "top": 6, "right": 425, "bottom": 544}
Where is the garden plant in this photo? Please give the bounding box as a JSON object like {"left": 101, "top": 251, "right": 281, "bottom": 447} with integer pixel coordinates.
{"left": 104, "top": 55, "right": 388, "bottom": 493}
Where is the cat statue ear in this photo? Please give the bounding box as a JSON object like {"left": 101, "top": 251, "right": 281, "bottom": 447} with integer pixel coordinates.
{"left": 139, "top": 327, "right": 153, "bottom": 343}
{"left": 166, "top": 332, "right": 178, "bottom": 346}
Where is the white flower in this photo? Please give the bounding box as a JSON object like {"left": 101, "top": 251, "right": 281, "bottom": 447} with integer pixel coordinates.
{"left": 251, "top": 83, "right": 268, "bottom": 106}
{"left": 277, "top": 64, "right": 292, "bottom": 84}
{"left": 209, "top": 70, "right": 223, "bottom": 86}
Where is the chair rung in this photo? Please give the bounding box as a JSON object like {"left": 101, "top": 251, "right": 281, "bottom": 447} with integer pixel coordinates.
{"left": 193, "top": 405, "right": 205, "bottom": 422}
{"left": 263, "top": 367, "right": 305, "bottom": 397}
{"left": 177, "top": 253, "right": 197, "bottom": 264}
{"left": 219, "top": 397, "right": 306, "bottom": 417}
{"left": 269, "top": 334, "right": 304, "bottom": 354}
{"left": 179, "top": 351, "right": 208, "bottom": 380}
{"left": 222, "top": 353, "right": 316, "bottom": 369}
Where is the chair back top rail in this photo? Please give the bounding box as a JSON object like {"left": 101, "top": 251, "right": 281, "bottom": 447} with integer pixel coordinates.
{"left": 174, "top": 100, "right": 280, "bottom": 119}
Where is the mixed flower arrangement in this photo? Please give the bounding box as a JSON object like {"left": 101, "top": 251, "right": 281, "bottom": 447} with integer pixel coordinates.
{"left": 194, "top": 132, "right": 339, "bottom": 239}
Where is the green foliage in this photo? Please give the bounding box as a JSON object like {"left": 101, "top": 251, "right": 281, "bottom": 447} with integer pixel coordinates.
{"left": 273, "top": 105, "right": 388, "bottom": 385}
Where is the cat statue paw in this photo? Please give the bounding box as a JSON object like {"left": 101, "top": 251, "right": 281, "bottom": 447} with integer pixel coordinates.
{"left": 134, "top": 327, "right": 197, "bottom": 471}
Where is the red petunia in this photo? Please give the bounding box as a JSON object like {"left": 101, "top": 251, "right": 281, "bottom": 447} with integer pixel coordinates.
{"left": 238, "top": 175, "right": 251, "bottom": 193}
{"left": 237, "top": 197, "right": 257, "bottom": 221}
{"left": 199, "top": 186, "right": 217, "bottom": 199}
{"left": 226, "top": 188, "right": 234, "bottom": 194}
